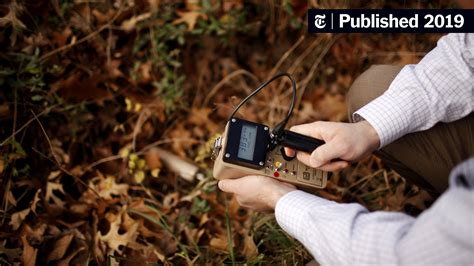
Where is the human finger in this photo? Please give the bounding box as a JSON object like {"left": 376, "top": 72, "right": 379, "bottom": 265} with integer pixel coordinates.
{"left": 283, "top": 147, "right": 296, "bottom": 157}
{"left": 289, "top": 122, "right": 325, "bottom": 140}
{"left": 218, "top": 179, "right": 241, "bottom": 193}
{"left": 317, "top": 160, "right": 349, "bottom": 172}
{"left": 310, "top": 141, "right": 347, "bottom": 168}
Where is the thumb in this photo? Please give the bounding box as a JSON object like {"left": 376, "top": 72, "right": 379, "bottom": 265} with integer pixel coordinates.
{"left": 309, "top": 141, "right": 346, "bottom": 167}
{"left": 218, "top": 179, "right": 240, "bottom": 193}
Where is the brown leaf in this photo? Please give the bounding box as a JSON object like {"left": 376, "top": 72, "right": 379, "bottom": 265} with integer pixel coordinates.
{"left": 47, "top": 233, "right": 74, "bottom": 261}
{"left": 46, "top": 181, "right": 65, "bottom": 207}
{"left": 405, "top": 190, "right": 433, "bottom": 210}
{"left": 0, "top": 1, "right": 26, "bottom": 29}
{"left": 98, "top": 175, "right": 129, "bottom": 200}
{"left": 0, "top": 103, "right": 9, "bottom": 117}
{"left": 0, "top": 240, "right": 22, "bottom": 262}
{"left": 6, "top": 190, "right": 16, "bottom": 206}
{"left": 51, "top": 72, "right": 113, "bottom": 104}
{"left": 56, "top": 246, "right": 86, "bottom": 266}
{"left": 144, "top": 147, "right": 163, "bottom": 171}
{"left": 120, "top": 12, "right": 152, "bottom": 32}
{"left": 99, "top": 206, "right": 139, "bottom": 254}
{"left": 209, "top": 234, "right": 229, "bottom": 251}
{"left": 106, "top": 59, "right": 124, "bottom": 78}
{"left": 173, "top": 10, "right": 207, "bottom": 31}
{"left": 148, "top": 0, "right": 161, "bottom": 13}
{"left": 21, "top": 223, "right": 47, "bottom": 244}
{"left": 30, "top": 189, "right": 41, "bottom": 215}
{"left": 168, "top": 123, "right": 198, "bottom": 157}
{"left": 21, "top": 235, "right": 37, "bottom": 266}
{"left": 242, "top": 231, "right": 258, "bottom": 259}
{"left": 9, "top": 208, "right": 30, "bottom": 231}
{"left": 52, "top": 27, "right": 72, "bottom": 47}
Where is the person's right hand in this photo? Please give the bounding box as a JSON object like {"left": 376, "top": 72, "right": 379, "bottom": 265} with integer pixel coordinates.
{"left": 285, "top": 120, "right": 380, "bottom": 171}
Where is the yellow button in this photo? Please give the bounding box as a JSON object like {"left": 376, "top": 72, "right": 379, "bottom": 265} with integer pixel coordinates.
{"left": 274, "top": 161, "right": 282, "bottom": 168}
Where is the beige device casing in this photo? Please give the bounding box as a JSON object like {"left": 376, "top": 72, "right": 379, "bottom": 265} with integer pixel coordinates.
{"left": 212, "top": 123, "right": 327, "bottom": 189}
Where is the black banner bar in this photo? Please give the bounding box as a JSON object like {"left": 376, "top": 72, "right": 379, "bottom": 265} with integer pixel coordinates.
{"left": 308, "top": 9, "right": 474, "bottom": 33}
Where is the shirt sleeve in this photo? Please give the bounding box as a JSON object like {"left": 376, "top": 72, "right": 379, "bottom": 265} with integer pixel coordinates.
{"left": 275, "top": 158, "right": 474, "bottom": 265}
{"left": 354, "top": 33, "right": 474, "bottom": 147}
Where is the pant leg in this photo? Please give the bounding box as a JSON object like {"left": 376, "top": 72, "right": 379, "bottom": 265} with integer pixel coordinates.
{"left": 346, "top": 65, "right": 474, "bottom": 194}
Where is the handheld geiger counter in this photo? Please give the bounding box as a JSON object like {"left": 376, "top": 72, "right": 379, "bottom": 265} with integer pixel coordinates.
{"left": 212, "top": 73, "right": 328, "bottom": 189}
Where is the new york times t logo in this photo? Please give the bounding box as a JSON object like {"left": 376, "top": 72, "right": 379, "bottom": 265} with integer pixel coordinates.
{"left": 314, "top": 14, "right": 326, "bottom": 29}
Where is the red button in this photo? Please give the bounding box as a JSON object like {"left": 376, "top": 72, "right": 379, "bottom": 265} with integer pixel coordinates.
{"left": 273, "top": 171, "right": 280, "bottom": 177}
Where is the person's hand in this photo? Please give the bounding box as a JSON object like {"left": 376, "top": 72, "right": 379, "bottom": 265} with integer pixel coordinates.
{"left": 285, "top": 120, "right": 380, "bottom": 171}
{"left": 218, "top": 176, "right": 296, "bottom": 212}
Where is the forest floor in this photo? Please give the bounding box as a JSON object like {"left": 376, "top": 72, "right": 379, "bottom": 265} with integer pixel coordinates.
{"left": 0, "top": 0, "right": 454, "bottom": 265}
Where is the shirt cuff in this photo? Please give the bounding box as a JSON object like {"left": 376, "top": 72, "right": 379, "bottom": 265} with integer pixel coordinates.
{"left": 353, "top": 75, "right": 416, "bottom": 147}
{"left": 275, "top": 190, "right": 335, "bottom": 239}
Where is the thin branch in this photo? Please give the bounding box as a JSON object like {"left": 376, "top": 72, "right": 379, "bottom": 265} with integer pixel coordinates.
{"left": 0, "top": 105, "right": 55, "bottom": 146}
{"left": 267, "top": 35, "right": 305, "bottom": 79}
{"left": 82, "top": 137, "right": 202, "bottom": 174}
{"left": 39, "top": 4, "right": 124, "bottom": 62}
{"left": 203, "top": 69, "right": 258, "bottom": 107}
{"left": 30, "top": 111, "right": 101, "bottom": 198}
{"left": 30, "top": 110, "right": 61, "bottom": 165}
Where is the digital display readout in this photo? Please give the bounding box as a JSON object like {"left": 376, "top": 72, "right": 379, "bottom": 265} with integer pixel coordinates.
{"left": 237, "top": 124, "right": 257, "bottom": 161}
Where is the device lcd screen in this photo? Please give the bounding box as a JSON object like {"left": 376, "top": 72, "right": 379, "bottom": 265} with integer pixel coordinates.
{"left": 237, "top": 124, "right": 257, "bottom": 161}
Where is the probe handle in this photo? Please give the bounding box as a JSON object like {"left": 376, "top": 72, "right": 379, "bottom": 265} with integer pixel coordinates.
{"left": 281, "top": 130, "right": 325, "bottom": 154}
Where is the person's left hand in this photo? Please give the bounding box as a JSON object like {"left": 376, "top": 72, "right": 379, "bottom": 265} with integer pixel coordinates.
{"left": 218, "top": 176, "right": 296, "bottom": 212}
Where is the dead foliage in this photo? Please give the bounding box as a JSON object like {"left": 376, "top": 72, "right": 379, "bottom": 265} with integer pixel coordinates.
{"left": 0, "top": 0, "right": 451, "bottom": 264}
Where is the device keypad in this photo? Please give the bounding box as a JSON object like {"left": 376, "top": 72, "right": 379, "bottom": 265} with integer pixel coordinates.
{"left": 261, "top": 145, "right": 325, "bottom": 187}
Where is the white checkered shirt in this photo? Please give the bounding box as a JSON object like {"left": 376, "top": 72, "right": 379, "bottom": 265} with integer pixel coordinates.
{"left": 355, "top": 33, "right": 474, "bottom": 147}
{"left": 275, "top": 34, "right": 474, "bottom": 265}
{"left": 276, "top": 158, "right": 474, "bottom": 265}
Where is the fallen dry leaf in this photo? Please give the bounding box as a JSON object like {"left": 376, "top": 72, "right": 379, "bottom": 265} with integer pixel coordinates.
{"left": 210, "top": 234, "right": 229, "bottom": 251}
{"left": 47, "top": 233, "right": 74, "bottom": 261}
{"left": 9, "top": 208, "right": 30, "bottom": 231}
{"left": 99, "top": 206, "right": 139, "bottom": 254}
{"left": 144, "top": 148, "right": 163, "bottom": 171}
{"left": 242, "top": 231, "right": 258, "bottom": 259}
{"left": 46, "top": 181, "right": 66, "bottom": 207}
{"left": 0, "top": 1, "right": 26, "bottom": 29}
{"left": 0, "top": 104, "right": 9, "bottom": 117}
{"left": 30, "top": 189, "right": 41, "bottom": 215}
{"left": 83, "top": 173, "right": 129, "bottom": 201}
{"left": 173, "top": 10, "right": 207, "bottom": 31}
{"left": 56, "top": 246, "right": 86, "bottom": 266}
{"left": 148, "top": 0, "right": 160, "bottom": 13}
{"left": 0, "top": 240, "right": 22, "bottom": 262}
{"left": 21, "top": 235, "right": 37, "bottom": 266}
{"left": 121, "top": 12, "right": 152, "bottom": 32}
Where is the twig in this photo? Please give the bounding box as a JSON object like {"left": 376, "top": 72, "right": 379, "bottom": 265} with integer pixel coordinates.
{"left": 30, "top": 110, "right": 61, "bottom": 165}
{"left": 12, "top": 88, "right": 17, "bottom": 141}
{"left": 30, "top": 111, "right": 101, "bottom": 198}
{"left": 347, "top": 169, "right": 384, "bottom": 190}
{"left": 132, "top": 108, "right": 149, "bottom": 152}
{"left": 295, "top": 36, "right": 338, "bottom": 107}
{"left": 39, "top": 4, "right": 124, "bottom": 62}
{"left": 203, "top": 69, "right": 258, "bottom": 107}
{"left": 267, "top": 35, "right": 305, "bottom": 79}
{"left": 82, "top": 137, "right": 202, "bottom": 174}
{"left": 0, "top": 105, "right": 55, "bottom": 146}
{"left": 31, "top": 147, "right": 100, "bottom": 198}
{"left": 83, "top": 154, "right": 123, "bottom": 173}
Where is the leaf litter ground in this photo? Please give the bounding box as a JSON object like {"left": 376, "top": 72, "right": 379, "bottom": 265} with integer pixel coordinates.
{"left": 0, "top": 0, "right": 451, "bottom": 264}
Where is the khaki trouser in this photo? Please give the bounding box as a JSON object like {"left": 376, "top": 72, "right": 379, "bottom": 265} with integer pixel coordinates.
{"left": 346, "top": 65, "right": 474, "bottom": 195}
